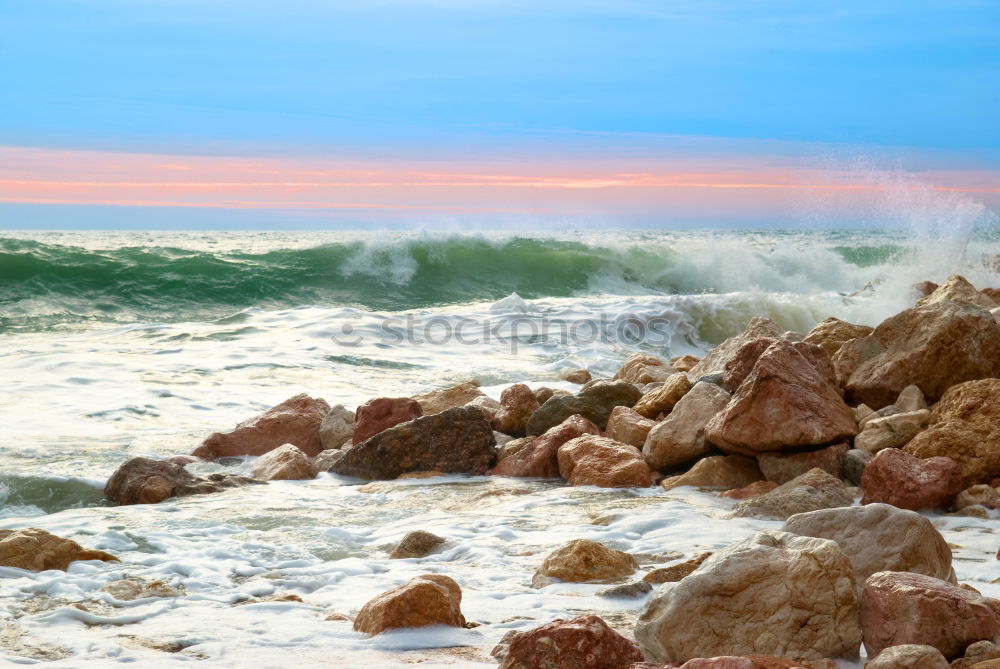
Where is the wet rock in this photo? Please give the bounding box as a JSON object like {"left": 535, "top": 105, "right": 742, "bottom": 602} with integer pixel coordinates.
{"left": 904, "top": 378, "right": 1000, "bottom": 485}
{"left": 389, "top": 530, "right": 445, "bottom": 559}
{"left": 833, "top": 300, "right": 1000, "bottom": 409}
{"left": 491, "top": 384, "right": 540, "bottom": 437}
{"left": 493, "top": 615, "right": 643, "bottom": 669}
{"left": 492, "top": 414, "right": 601, "bottom": 478}
{"left": 660, "top": 455, "right": 763, "bottom": 492}
{"left": 643, "top": 381, "right": 730, "bottom": 472}
{"left": 353, "top": 397, "right": 423, "bottom": 444}
{"left": 0, "top": 528, "right": 118, "bottom": 571}
{"left": 757, "top": 443, "right": 848, "bottom": 484}
{"left": 865, "top": 645, "right": 949, "bottom": 669}
{"left": 105, "top": 456, "right": 258, "bottom": 505}
{"left": 861, "top": 448, "right": 963, "bottom": 511}
{"left": 635, "top": 530, "right": 861, "bottom": 664}
{"left": 633, "top": 373, "right": 695, "bottom": 419}
{"left": 532, "top": 539, "right": 638, "bottom": 587}
{"left": 914, "top": 280, "right": 939, "bottom": 297}
{"left": 250, "top": 443, "right": 318, "bottom": 481}
{"left": 526, "top": 381, "right": 642, "bottom": 435}
{"left": 533, "top": 386, "right": 557, "bottom": 404}
{"left": 562, "top": 369, "right": 592, "bottom": 384}
{"left": 319, "top": 404, "right": 354, "bottom": 450}
{"left": 607, "top": 405, "right": 655, "bottom": 448}
{"left": 781, "top": 503, "right": 956, "bottom": 590}
{"left": 598, "top": 581, "right": 653, "bottom": 598}
{"left": 496, "top": 436, "right": 535, "bottom": 463}
{"left": 314, "top": 449, "right": 346, "bottom": 471}
{"left": 720, "top": 480, "right": 778, "bottom": 500}
{"left": 860, "top": 571, "right": 1000, "bottom": 659}
{"left": 671, "top": 354, "right": 701, "bottom": 373}
{"left": 731, "top": 468, "right": 854, "bottom": 520}
{"left": 705, "top": 340, "right": 857, "bottom": 455}
{"left": 412, "top": 381, "right": 484, "bottom": 415}
{"left": 894, "top": 385, "right": 927, "bottom": 413}
{"left": 802, "top": 317, "right": 874, "bottom": 358}
{"left": 330, "top": 406, "right": 496, "bottom": 480}
{"left": 102, "top": 579, "right": 183, "bottom": 601}
{"left": 917, "top": 274, "right": 998, "bottom": 310}
{"left": 353, "top": 574, "right": 465, "bottom": 635}
{"left": 193, "top": 393, "right": 331, "bottom": 459}
{"left": 558, "top": 435, "right": 652, "bottom": 488}
{"left": 954, "top": 484, "right": 999, "bottom": 511}
{"left": 615, "top": 354, "right": 675, "bottom": 385}
{"left": 642, "top": 552, "right": 712, "bottom": 584}
{"left": 854, "top": 410, "right": 930, "bottom": 454}
{"left": 689, "top": 317, "right": 785, "bottom": 377}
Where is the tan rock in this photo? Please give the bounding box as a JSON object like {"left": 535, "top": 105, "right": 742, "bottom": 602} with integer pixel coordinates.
{"left": 615, "top": 354, "right": 675, "bottom": 385}
{"left": 353, "top": 397, "right": 423, "bottom": 444}
{"left": 917, "top": 275, "right": 997, "bottom": 310}
{"left": 562, "top": 369, "right": 592, "bottom": 384}
{"left": 633, "top": 373, "right": 695, "bottom": 419}
{"left": 635, "top": 530, "right": 861, "bottom": 664}
{"left": 854, "top": 410, "right": 929, "bottom": 454}
{"left": 643, "top": 381, "right": 730, "bottom": 471}
{"left": 533, "top": 539, "right": 638, "bottom": 587}
{"left": 643, "top": 552, "right": 712, "bottom": 584}
{"left": 250, "top": 443, "right": 319, "bottom": 481}
{"left": 389, "top": 530, "right": 445, "bottom": 559}
{"left": 731, "top": 468, "right": 854, "bottom": 520}
{"left": 689, "top": 317, "right": 785, "bottom": 377}
{"left": 0, "top": 528, "right": 117, "bottom": 571}
{"left": 853, "top": 404, "right": 875, "bottom": 423}
{"left": 353, "top": 574, "right": 465, "bottom": 635}
{"left": 954, "top": 484, "right": 999, "bottom": 511}
{"left": 865, "top": 645, "right": 949, "bottom": 669}
{"left": 607, "top": 405, "right": 655, "bottom": 448}
{"left": 412, "top": 381, "right": 484, "bottom": 415}
{"left": 319, "top": 404, "right": 355, "bottom": 450}
{"left": 193, "top": 393, "right": 331, "bottom": 459}
{"left": 661, "top": 455, "right": 763, "bottom": 491}
{"left": 757, "top": 443, "right": 848, "bottom": 484}
{"left": 671, "top": 354, "right": 701, "bottom": 373}
{"left": 494, "top": 615, "right": 643, "bottom": 669}
{"left": 491, "top": 384, "right": 540, "bottom": 437}
{"left": 954, "top": 641, "right": 1000, "bottom": 669}
{"left": 894, "top": 385, "right": 927, "bottom": 413}
{"left": 492, "top": 414, "right": 601, "bottom": 478}
{"left": 803, "top": 317, "right": 874, "bottom": 358}
{"left": 496, "top": 436, "right": 534, "bottom": 463}
{"left": 557, "top": 435, "right": 652, "bottom": 488}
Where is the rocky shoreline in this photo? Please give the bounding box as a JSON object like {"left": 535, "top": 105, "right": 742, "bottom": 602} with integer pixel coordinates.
{"left": 3, "top": 274, "right": 1000, "bottom": 668}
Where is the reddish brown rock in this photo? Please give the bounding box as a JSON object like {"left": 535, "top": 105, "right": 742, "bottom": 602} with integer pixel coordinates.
{"left": 104, "top": 457, "right": 258, "bottom": 505}
{"left": 661, "top": 455, "right": 763, "bottom": 492}
{"left": 353, "top": 397, "right": 423, "bottom": 444}
{"left": 720, "top": 480, "right": 779, "bottom": 500}
{"left": 533, "top": 539, "right": 638, "bottom": 586}
{"left": 557, "top": 435, "right": 653, "bottom": 488}
{"left": 534, "top": 386, "right": 557, "bottom": 404}
{"left": 671, "top": 354, "right": 701, "bottom": 372}
{"left": 493, "top": 615, "right": 643, "bottom": 669}
{"left": 607, "top": 405, "right": 656, "bottom": 448}
{"left": 412, "top": 381, "right": 484, "bottom": 415}
{"left": 389, "top": 530, "right": 445, "bottom": 559}
{"left": 861, "top": 448, "right": 963, "bottom": 511}
{"left": 860, "top": 571, "right": 1000, "bottom": 659}
{"left": 250, "top": 443, "right": 318, "bottom": 481}
{"left": 757, "top": 443, "right": 848, "bottom": 484}
{"left": 802, "top": 317, "right": 874, "bottom": 358}
{"left": 917, "top": 275, "right": 998, "bottom": 310}
{"left": 833, "top": 300, "right": 1000, "bottom": 409}
{"left": 633, "top": 373, "right": 694, "bottom": 419}
{"left": 353, "top": 574, "right": 465, "bottom": 635}
{"left": 0, "top": 528, "right": 118, "bottom": 571}
{"left": 193, "top": 394, "right": 331, "bottom": 459}
{"left": 492, "top": 414, "right": 601, "bottom": 478}
{"left": 562, "top": 369, "right": 593, "bottom": 384}
{"left": 492, "top": 384, "right": 540, "bottom": 437}
{"left": 705, "top": 340, "right": 857, "bottom": 455}
{"left": 914, "top": 280, "right": 939, "bottom": 297}
{"left": 721, "top": 338, "right": 837, "bottom": 393}
{"left": 615, "top": 354, "right": 675, "bottom": 385}
{"left": 689, "top": 317, "right": 785, "bottom": 377}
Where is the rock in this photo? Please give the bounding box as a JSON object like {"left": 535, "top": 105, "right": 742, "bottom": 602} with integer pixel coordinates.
{"left": 917, "top": 275, "right": 998, "bottom": 310}
{"left": 833, "top": 301, "right": 1000, "bottom": 409}
{"left": 615, "top": 354, "right": 675, "bottom": 385}
{"left": 532, "top": 539, "right": 638, "bottom": 587}
{"left": 633, "top": 373, "right": 695, "bottom": 419}
{"left": 643, "top": 552, "right": 712, "bottom": 584}
{"left": 985, "top": 287, "right": 1000, "bottom": 305}
{"left": 562, "top": 369, "right": 592, "bottom": 384}
{"left": 607, "top": 405, "right": 656, "bottom": 448}
{"left": 352, "top": 574, "right": 465, "bottom": 635}
{"left": 854, "top": 410, "right": 930, "bottom": 454}
{"left": 493, "top": 615, "right": 643, "bottom": 669}
{"left": 674, "top": 659, "right": 837, "bottom": 669}
{"left": 492, "top": 384, "right": 540, "bottom": 437}
{"left": 598, "top": 581, "right": 654, "bottom": 598}
{"left": 635, "top": 530, "right": 861, "bottom": 664}
{"left": 412, "top": 381, "right": 485, "bottom": 415}
{"left": 661, "top": 455, "right": 763, "bottom": 492}
{"left": 496, "top": 436, "right": 535, "bottom": 463}
{"left": 720, "top": 480, "right": 779, "bottom": 500}
{"left": 330, "top": 406, "right": 496, "bottom": 480}
{"left": 319, "top": 404, "right": 355, "bottom": 450}
{"left": 757, "top": 443, "right": 848, "bottom": 484}
{"left": 894, "top": 385, "right": 927, "bottom": 413}
{"left": 558, "top": 435, "right": 652, "bottom": 488}
{"left": 689, "top": 317, "right": 785, "bottom": 377}
{"left": 865, "top": 645, "right": 949, "bottom": 669}
{"left": 705, "top": 340, "right": 857, "bottom": 455}
{"left": 954, "top": 641, "right": 1000, "bottom": 669}
{"left": 671, "top": 354, "right": 701, "bottom": 372}
{"left": 643, "top": 382, "right": 730, "bottom": 472}
{"left": 854, "top": 404, "right": 875, "bottom": 423}
{"left": 803, "top": 317, "right": 874, "bottom": 358}
{"left": 861, "top": 448, "right": 963, "bottom": 511}
{"left": 904, "top": 379, "right": 1000, "bottom": 485}
{"left": 841, "top": 449, "right": 872, "bottom": 486}
{"left": 781, "top": 504, "right": 955, "bottom": 590}
{"left": 353, "top": 397, "right": 423, "bottom": 444}
{"left": 858, "top": 405, "right": 901, "bottom": 430}
{"left": 314, "top": 449, "right": 345, "bottom": 471}
{"left": 731, "top": 468, "right": 854, "bottom": 520}
{"left": 193, "top": 394, "right": 331, "bottom": 459}
{"left": 533, "top": 386, "right": 557, "bottom": 404}
{"left": 104, "top": 456, "right": 258, "bottom": 505}
{"left": 101, "top": 578, "right": 182, "bottom": 600}
{"left": 250, "top": 443, "right": 318, "bottom": 481}
{"left": 721, "top": 338, "right": 837, "bottom": 393}
{"left": 955, "top": 484, "right": 999, "bottom": 511}
{"left": 389, "top": 530, "right": 445, "bottom": 559}
{"left": 526, "top": 381, "right": 642, "bottom": 435}
{"left": 0, "top": 528, "right": 117, "bottom": 571}
{"left": 914, "top": 280, "right": 939, "bottom": 297}
{"left": 467, "top": 395, "right": 502, "bottom": 419}
{"left": 860, "top": 571, "right": 1000, "bottom": 659}
{"left": 492, "top": 415, "right": 601, "bottom": 478}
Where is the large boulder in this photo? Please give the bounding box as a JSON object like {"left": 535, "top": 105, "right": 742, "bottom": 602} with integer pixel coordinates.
{"left": 353, "top": 397, "right": 423, "bottom": 444}
{"left": 635, "top": 531, "right": 861, "bottom": 664}
{"left": 917, "top": 275, "right": 998, "bottom": 310}
{"left": 861, "top": 448, "right": 963, "bottom": 511}
{"left": 492, "top": 615, "right": 643, "bottom": 669}
{"left": 781, "top": 504, "right": 956, "bottom": 590}
{"left": 705, "top": 340, "right": 857, "bottom": 455}
{"left": 606, "top": 405, "right": 655, "bottom": 448}
{"left": 526, "top": 381, "right": 642, "bottom": 435}
{"left": 319, "top": 404, "right": 355, "bottom": 450}
{"left": 330, "top": 406, "right": 496, "bottom": 480}
{"left": 557, "top": 436, "right": 652, "bottom": 488}
{"left": 660, "top": 455, "right": 763, "bottom": 491}
{"left": 689, "top": 317, "right": 785, "bottom": 377}
{"left": 866, "top": 645, "right": 950, "bottom": 669}
{"left": 731, "top": 468, "right": 854, "bottom": 520}
{"left": 491, "top": 384, "right": 540, "bottom": 437}
{"left": 803, "top": 317, "right": 874, "bottom": 358}
{"left": 860, "top": 571, "right": 1000, "bottom": 659}
{"left": 193, "top": 394, "right": 330, "bottom": 459}
{"left": 721, "top": 338, "right": 836, "bottom": 393}
{"left": 643, "top": 381, "right": 730, "bottom": 472}
{"left": 614, "top": 354, "right": 675, "bottom": 385}
{"left": 633, "top": 373, "right": 694, "bottom": 419}
{"left": 250, "top": 443, "right": 318, "bottom": 481}
{"left": 412, "top": 381, "right": 484, "bottom": 415}
{"left": 533, "top": 539, "right": 637, "bottom": 587}
{"left": 832, "top": 300, "right": 1000, "bottom": 409}
{"left": 757, "top": 443, "right": 848, "bottom": 484}
{"left": 104, "top": 457, "right": 258, "bottom": 505}
{"left": 904, "top": 378, "right": 1000, "bottom": 485}
{"left": 353, "top": 574, "right": 465, "bottom": 635}
{"left": 0, "top": 528, "right": 117, "bottom": 571}
{"left": 492, "top": 414, "right": 601, "bottom": 478}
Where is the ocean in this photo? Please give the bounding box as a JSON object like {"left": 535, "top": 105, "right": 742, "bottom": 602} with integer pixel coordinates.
{"left": 1, "top": 228, "right": 999, "bottom": 667}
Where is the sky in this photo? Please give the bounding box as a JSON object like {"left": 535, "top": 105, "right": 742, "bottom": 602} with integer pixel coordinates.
{"left": 1, "top": 0, "right": 998, "bottom": 229}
